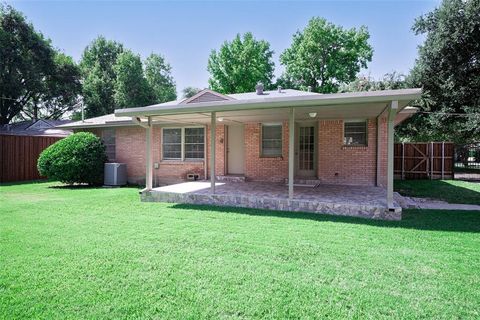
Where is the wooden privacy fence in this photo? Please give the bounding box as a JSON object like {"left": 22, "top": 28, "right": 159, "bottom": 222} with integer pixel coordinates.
{"left": 0, "top": 135, "right": 62, "bottom": 183}
{"left": 394, "top": 142, "right": 454, "bottom": 180}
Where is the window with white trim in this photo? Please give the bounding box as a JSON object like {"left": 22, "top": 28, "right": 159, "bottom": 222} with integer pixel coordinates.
{"left": 344, "top": 121, "right": 367, "bottom": 145}
{"left": 261, "top": 124, "right": 282, "bottom": 157}
{"left": 162, "top": 128, "right": 182, "bottom": 159}
{"left": 162, "top": 127, "right": 204, "bottom": 160}
{"left": 184, "top": 128, "right": 205, "bottom": 159}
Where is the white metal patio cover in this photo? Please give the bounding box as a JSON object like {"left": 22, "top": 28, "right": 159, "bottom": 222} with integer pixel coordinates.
{"left": 115, "top": 88, "right": 422, "bottom": 211}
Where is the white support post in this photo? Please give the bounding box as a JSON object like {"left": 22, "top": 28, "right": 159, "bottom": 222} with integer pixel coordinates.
{"left": 210, "top": 112, "right": 216, "bottom": 193}
{"left": 204, "top": 125, "right": 207, "bottom": 180}
{"left": 376, "top": 115, "right": 382, "bottom": 186}
{"left": 387, "top": 101, "right": 398, "bottom": 209}
{"left": 145, "top": 116, "right": 153, "bottom": 190}
{"left": 288, "top": 108, "right": 295, "bottom": 199}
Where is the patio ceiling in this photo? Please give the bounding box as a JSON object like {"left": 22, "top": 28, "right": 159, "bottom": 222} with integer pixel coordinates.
{"left": 144, "top": 101, "right": 409, "bottom": 125}
{"left": 116, "top": 88, "right": 421, "bottom": 125}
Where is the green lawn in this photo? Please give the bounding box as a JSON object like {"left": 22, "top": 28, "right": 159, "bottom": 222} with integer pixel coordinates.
{"left": 1, "top": 182, "right": 479, "bottom": 319}
{"left": 395, "top": 180, "right": 480, "bottom": 205}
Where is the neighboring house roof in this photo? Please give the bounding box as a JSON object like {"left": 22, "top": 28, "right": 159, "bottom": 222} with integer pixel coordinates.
{"left": 0, "top": 119, "right": 73, "bottom": 137}
{"left": 58, "top": 88, "right": 421, "bottom": 129}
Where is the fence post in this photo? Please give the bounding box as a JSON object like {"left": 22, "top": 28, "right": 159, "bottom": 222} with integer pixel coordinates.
{"left": 402, "top": 142, "right": 405, "bottom": 180}
{"left": 430, "top": 142, "right": 433, "bottom": 179}
{"left": 441, "top": 141, "right": 445, "bottom": 180}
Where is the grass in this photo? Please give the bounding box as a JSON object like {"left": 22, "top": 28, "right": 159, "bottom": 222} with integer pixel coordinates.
{"left": 395, "top": 180, "right": 480, "bottom": 205}
{"left": 1, "top": 181, "right": 480, "bottom": 319}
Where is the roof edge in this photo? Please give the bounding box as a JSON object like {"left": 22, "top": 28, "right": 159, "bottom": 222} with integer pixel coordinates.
{"left": 115, "top": 88, "right": 422, "bottom": 117}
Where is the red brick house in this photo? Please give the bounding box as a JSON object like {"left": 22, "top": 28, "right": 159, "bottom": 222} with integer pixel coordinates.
{"left": 59, "top": 87, "right": 421, "bottom": 220}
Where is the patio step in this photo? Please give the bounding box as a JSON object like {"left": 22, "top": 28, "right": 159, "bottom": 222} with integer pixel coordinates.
{"left": 216, "top": 175, "right": 246, "bottom": 183}
{"left": 284, "top": 178, "right": 322, "bottom": 187}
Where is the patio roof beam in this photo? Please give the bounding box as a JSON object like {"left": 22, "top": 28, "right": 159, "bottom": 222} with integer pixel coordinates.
{"left": 288, "top": 108, "right": 295, "bottom": 199}
{"left": 132, "top": 116, "right": 149, "bottom": 128}
{"left": 387, "top": 101, "right": 398, "bottom": 209}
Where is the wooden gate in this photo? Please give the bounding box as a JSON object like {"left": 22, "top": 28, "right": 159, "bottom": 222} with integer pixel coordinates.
{"left": 394, "top": 142, "right": 454, "bottom": 180}
{"left": 0, "top": 135, "right": 62, "bottom": 183}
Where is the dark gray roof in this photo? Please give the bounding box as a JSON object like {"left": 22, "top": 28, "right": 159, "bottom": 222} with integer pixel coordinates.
{"left": 0, "top": 119, "right": 73, "bottom": 137}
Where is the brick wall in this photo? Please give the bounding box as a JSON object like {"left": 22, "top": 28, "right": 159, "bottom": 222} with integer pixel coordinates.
{"left": 317, "top": 119, "right": 381, "bottom": 186}
{"left": 244, "top": 122, "right": 289, "bottom": 182}
{"left": 78, "top": 117, "right": 389, "bottom": 187}
{"left": 206, "top": 124, "right": 226, "bottom": 178}
{"left": 81, "top": 126, "right": 207, "bottom": 185}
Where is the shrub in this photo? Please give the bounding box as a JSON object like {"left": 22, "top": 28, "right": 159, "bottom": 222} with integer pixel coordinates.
{"left": 38, "top": 132, "right": 108, "bottom": 185}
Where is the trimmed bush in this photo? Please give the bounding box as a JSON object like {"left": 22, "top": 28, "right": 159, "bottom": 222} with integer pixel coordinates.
{"left": 38, "top": 132, "right": 108, "bottom": 185}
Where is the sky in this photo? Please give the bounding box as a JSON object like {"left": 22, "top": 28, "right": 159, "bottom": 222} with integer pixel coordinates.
{"left": 8, "top": 0, "right": 440, "bottom": 96}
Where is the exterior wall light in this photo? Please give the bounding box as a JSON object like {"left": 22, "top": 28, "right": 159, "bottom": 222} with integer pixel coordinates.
{"left": 308, "top": 112, "right": 317, "bottom": 118}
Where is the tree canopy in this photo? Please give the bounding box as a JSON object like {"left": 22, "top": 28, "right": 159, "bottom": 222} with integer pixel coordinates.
{"left": 145, "top": 53, "right": 176, "bottom": 103}
{"left": 280, "top": 17, "right": 373, "bottom": 93}
{"left": 398, "top": 0, "right": 480, "bottom": 144}
{"left": 207, "top": 32, "right": 275, "bottom": 94}
{"left": 0, "top": 4, "right": 81, "bottom": 124}
{"left": 339, "top": 72, "right": 409, "bottom": 93}
{"left": 80, "top": 36, "right": 124, "bottom": 118}
{"left": 113, "top": 50, "right": 153, "bottom": 109}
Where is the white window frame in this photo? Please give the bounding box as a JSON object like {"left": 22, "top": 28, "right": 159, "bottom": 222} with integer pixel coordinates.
{"left": 162, "top": 126, "right": 205, "bottom": 161}
{"left": 260, "top": 123, "right": 283, "bottom": 157}
{"left": 343, "top": 120, "right": 368, "bottom": 146}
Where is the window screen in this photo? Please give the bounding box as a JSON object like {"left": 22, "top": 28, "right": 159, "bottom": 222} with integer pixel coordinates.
{"left": 184, "top": 128, "right": 205, "bottom": 159}
{"left": 162, "top": 128, "right": 182, "bottom": 159}
{"left": 102, "top": 128, "right": 116, "bottom": 162}
{"left": 344, "top": 121, "right": 367, "bottom": 145}
{"left": 261, "top": 124, "right": 282, "bottom": 156}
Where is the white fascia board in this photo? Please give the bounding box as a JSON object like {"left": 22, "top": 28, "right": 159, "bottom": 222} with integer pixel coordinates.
{"left": 55, "top": 121, "right": 135, "bottom": 130}
{"left": 115, "top": 88, "right": 422, "bottom": 117}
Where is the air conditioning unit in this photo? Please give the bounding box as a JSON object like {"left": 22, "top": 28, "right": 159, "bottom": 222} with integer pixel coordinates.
{"left": 104, "top": 163, "right": 127, "bottom": 186}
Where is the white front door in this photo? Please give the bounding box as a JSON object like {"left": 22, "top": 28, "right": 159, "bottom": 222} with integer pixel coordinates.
{"left": 227, "top": 124, "right": 245, "bottom": 175}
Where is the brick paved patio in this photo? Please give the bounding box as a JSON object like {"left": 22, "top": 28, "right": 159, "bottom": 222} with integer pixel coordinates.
{"left": 141, "top": 181, "right": 402, "bottom": 220}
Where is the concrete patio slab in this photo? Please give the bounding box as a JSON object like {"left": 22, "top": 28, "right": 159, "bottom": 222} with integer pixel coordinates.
{"left": 141, "top": 181, "right": 402, "bottom": 220}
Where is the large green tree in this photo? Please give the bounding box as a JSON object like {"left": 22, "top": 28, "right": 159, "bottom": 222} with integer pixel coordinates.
{"left": 21, "top": 53, "right": 82, "bottom": 120}
{"left": 113, "top": 51, "right": 153, "bottom": 109}
{"left": 399, "top": 0, "right": 480, "bottom": 144}
{"left": 280, "top": 17, "right": 373, "bottom": 93}
{"left": 207, "top": 32, "right": 275, "bottom": 94}
{"left": 0, "top": 4, "right": 80, "bottom": 124}
{"left": 339, "top": 72, "right": 409, "bottom": 93}
{"left": 144, "top": 53, "right": 176, "bottom": 103}
{"left": 80, "top": 36, "right": 124, "bottom": 117}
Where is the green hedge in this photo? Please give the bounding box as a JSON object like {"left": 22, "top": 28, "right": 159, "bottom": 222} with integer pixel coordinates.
{"left": 38, "top": 132, "right": 108, "bottom": 185}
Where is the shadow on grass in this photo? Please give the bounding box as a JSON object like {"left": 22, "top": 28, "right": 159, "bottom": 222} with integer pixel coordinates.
{"left": 0, "top": 179, "right": 51, "bottom": 186}
{"left": 171, "top": 203, "right": 480, "bottom": 233}
{"left": 395, "top": 180, "right": 480, "bottom": 205}
{"left": 49, "top": 183, "right": 142, "bottom": 190}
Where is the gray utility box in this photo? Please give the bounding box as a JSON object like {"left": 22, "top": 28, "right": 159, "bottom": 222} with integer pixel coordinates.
{"left": 104, "top": 163, "right": 127, "bottom": 186}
